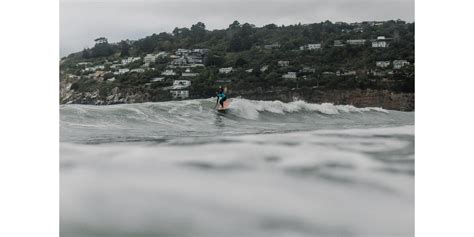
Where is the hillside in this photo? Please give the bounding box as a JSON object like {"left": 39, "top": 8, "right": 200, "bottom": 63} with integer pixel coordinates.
{"left": 59, "top": 20, "right": 414, "bottom": 110}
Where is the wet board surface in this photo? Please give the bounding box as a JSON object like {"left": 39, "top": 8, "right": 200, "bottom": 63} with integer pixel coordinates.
{"left": 217, "top": 100, "right": 231, "bottom": 112}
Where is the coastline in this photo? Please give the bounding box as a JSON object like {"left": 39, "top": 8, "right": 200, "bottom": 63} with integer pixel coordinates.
{"left": 60, "top": 86, "right": 414, "bottom": 111}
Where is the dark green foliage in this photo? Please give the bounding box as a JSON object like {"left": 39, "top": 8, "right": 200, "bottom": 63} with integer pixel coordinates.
{"left": 63, "top": 20, "right": 414, "bottom": 98}
{"left": 234, "top": 58, "right": 248, "bottom": 67}
{"left": 119, "top": 40, "right": 130, "bottom": 57}
{"left": 90, "top": 37, "right": 114, "bottom": 58}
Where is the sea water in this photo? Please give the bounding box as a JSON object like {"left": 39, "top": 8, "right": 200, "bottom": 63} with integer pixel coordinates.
{"left": 60, "top": 98, "right": 414, "bottom": 237}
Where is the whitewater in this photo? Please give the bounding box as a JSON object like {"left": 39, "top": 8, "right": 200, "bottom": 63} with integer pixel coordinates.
{"left": 60, "top": 98, "right": 414, "bottom": 237}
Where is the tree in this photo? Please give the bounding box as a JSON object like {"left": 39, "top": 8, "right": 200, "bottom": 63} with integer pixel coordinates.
{"left": 81, "top": 48, "right": 91, "bottom": 59}
{"left": 234, "top": 58, "right": 248, "bottom": 67}
{"left": 191, "top": 22, "right": 206, "bottom": 42}
{"left": 228, "top": 20, "right": 241, "bottom": 30}
{"left": 90, "top": 37, "right": 114, "bottom": 58}
{"left": 228, "top": 35, "right": 242, "bottom": 52}
{"left": 206, "top": 54, "right": 224, "bottom": 67}
{"left": 119, "top": 40, "right": 130, "bottom": 57}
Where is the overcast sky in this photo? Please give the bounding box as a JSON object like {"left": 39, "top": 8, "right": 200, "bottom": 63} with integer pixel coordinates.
{"left": 60, "top": 0, "right": 414, "bottom": 57}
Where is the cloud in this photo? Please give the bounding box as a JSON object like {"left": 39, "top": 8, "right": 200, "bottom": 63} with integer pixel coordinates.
{"left": 60, "top": 0, "right": 414, "bottom": 56}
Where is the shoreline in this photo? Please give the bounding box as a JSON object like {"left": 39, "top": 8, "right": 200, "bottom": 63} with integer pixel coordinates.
{"left": 60, "top": 88, "right": 414, "bottom": 111}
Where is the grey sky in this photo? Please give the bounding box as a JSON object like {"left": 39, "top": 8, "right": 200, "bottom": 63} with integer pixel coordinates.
{"left": 60, "top": 0, "right": 414, "bottom": 57}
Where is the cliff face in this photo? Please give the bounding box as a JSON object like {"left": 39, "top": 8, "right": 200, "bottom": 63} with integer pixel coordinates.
{"left": 232, "top": 88, "right": 415, "bottom": 111}
{"left": 60, "top": 80, "right": 414, "bottom": 111}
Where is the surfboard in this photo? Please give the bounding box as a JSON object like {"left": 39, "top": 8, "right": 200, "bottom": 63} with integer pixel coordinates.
{"left": 217, "top": 100, "right": 231, "bottom": 112}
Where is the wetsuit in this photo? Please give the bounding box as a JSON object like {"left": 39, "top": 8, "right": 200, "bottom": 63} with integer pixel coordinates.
{"left": 217, "top": 91, "right": 227, "bottom": 108}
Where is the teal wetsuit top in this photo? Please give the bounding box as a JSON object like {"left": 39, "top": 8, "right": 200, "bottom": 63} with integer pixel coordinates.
{"left": 217, "top": 91, "right": 227, "bottom": 107}
{"left": 217, "top": 92, "right": 226, "bottom": 99}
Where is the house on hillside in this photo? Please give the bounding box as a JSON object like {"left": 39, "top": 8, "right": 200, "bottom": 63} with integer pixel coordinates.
{"left": 192, "top": 49, "right": 209, "bottom": 55}
{"left": 282, "top": 72, "right": 297, "bottom": 79}
{"left": 372, "top": 36, "right": 389, "bottom": 48}
{"left": 168, "top": 80, "right": 191, "bottom": 98}
{"left": 176, "top": 49, "right": 191, "bottom": 56}
{"left": 171, "top": 57, "right": 187, "bottom": 66}
{"left": 346, "top": 39, "right": 366, "bottom": 46}
{"left": 131, "top": 68, "right": 145, "bottom": 73}
{"left": 393, "top": 60, "right": 410, "bottom": 69}
{"left": 150, "top": 77, "right": 165, "bottom": 82}
{"left": 170, "top": 90, "right": 189, "bottom": 99}
{"left": 278, "top": 61, "right": 289, "bottom": 67}
{"left": 121, "top": 57, "right": 140, "bottom": 65}
{"left": 117, "top": 68, "right": 130, "bottom": 74}
{"left": 300, "top": 44, "right": 321, "bottom": 51}
{"left": 376, "top": 61, "right": 391, "bottom": 68}
{"left": 336, "top": 70, "right": 356, "bottom": 76}
{"left": 301, "top": 67, "right": 316, "bottom": 73}
{"left": 144, "top": 54, "right": 159, "bottom": 63}
{"left": 110, "top": 64, "right": 121, "bottom": 69}
{"left": 260, "top": 65, "right": 269, "bottom": 72}
{"left": 162, "top": 70, "right": 177, "bottom": 76}
{"left": 182, "top": 72, "right": 199, "bottom": 77}
{"left": 76, "top": 62, "right": 91, "bottom": 66}
{"left": 219, "top": 67, "right": 233, "bottom": 74}
{"left": 334, "top": 40, "right": 344, "bottom": 47}
{"left": 264, "top": 43, "right": 280, "bottom": 49}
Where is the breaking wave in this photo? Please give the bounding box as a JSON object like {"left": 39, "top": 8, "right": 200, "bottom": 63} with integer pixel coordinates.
{"left": 60, "top": 98, "right": 412, "bottom": 143}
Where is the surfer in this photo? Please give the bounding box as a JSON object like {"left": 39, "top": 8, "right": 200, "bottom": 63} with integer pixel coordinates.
{"left": 216, "top": 87, "right": 227, "bottom": 109}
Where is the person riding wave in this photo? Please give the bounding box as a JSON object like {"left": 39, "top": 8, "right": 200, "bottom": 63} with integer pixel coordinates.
{"left": 216, "top": 87, "right": 227, "bottom": 109}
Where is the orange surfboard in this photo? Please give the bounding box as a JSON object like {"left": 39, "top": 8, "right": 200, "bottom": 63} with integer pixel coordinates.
{"left": 217, "top": 100, "right": 231, "bottom": 112}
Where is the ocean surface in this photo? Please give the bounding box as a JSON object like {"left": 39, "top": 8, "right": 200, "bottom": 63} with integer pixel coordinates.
{"left": 60, "top": 98, "right": 414, "bottom": 237}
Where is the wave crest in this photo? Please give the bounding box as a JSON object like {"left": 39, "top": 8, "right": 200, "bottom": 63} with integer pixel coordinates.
{"left": 228, "top": 98, "right": 388, "bottom": 120}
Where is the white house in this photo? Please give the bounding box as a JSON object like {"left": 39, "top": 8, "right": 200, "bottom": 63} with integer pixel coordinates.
{"left": 171, "top": 80, "right": 191, "bottom": 89}
{"left": 170, "top": 90, "right": 189, "bottom": 99}
{"left": 84, "top": 65, "right": 105, "bottom": 72}
{"left": 376, "top": 61, "right": 391, "bottom": 68}
{"left": 144, "top": 54, "right": 159, "bottom": 63}
{"left": 192, "top": 49, "right": 209, "bottom": 55}
{"left": 110, "top": 64, "right": 121, "bottom": 69}
{"left": 264, "top": 43, "right": 280, "bottom": 49}
{"left": 171, "top": 57, "right": 187, "bottom": 66}
{"left": 336, "top": 70, "right": 356, "bottom": 76}
{"left": 219, "top": 67, "right": 233, "bottom": 74}
{"left": 118, "top": 68, "right": 130, "bottom": 74}
{"left": 346, "top": 39, "right": 366, "bottom": 46}
{"left": 393, "top": 60, "right": 410, "bottom": 69}
{"left": 176, "top": 49, "right": 191, "bottom": 56}
{"left": 372, "top": 41, "right": 388, "bottom": 48}
{"left": 131, "top": 68, "right": 145, "bottom": 73}
{"left": 300, "top": 44, "right": 321, "bottom": 51}
{"left": 77, "top": 62, "right": 91, "bottom": 66}
{"left": 334, "top": 40, "right": 344, "bottom": 47}
{"left": 372, "top": 36, "right": 389, "bottom": 48}
{"left": 301, "top": 67, "right": 316, "bottom": 73}
{"left": 107, "top": 77, "right": 116, "bottom": 82}
{"left": 190, "top": 63, "right": 205, "bottom": 68}
{"left": 282, "top": 72, "right": 297, "bottom": 79}
{"left": 182, "top": 72, "right": 199, "bottom": 77}
{"left": 150, "top": 77, "right": 165, "bottom": 82}
{"left": 162, "top": 70, "right": 177, "bottom": 76}
{"left": 186, "top": 56, "right": 202, "bottom": 64}
{"left": 121, "top": 57, "right": 141, "bottom": 65}
{"left": 370, "top": 70, "right": 387, "bottom": 77}
{"left": 278, "top": 61, "right": 290, "bottom": 67}
{"left": 245, "top": 69, "right": 254, "bottom": 73}
{"left": 260, "top": 65, "right": 269, "bottom": 72}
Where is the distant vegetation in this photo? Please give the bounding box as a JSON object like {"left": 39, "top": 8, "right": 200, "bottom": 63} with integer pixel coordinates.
{"left": 60, "top": 20, "right": 414, "bottom": 103}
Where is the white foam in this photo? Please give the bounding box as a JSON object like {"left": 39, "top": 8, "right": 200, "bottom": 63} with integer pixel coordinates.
{"left": 228, "top": 98, "right": 388, "bottom": 120}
